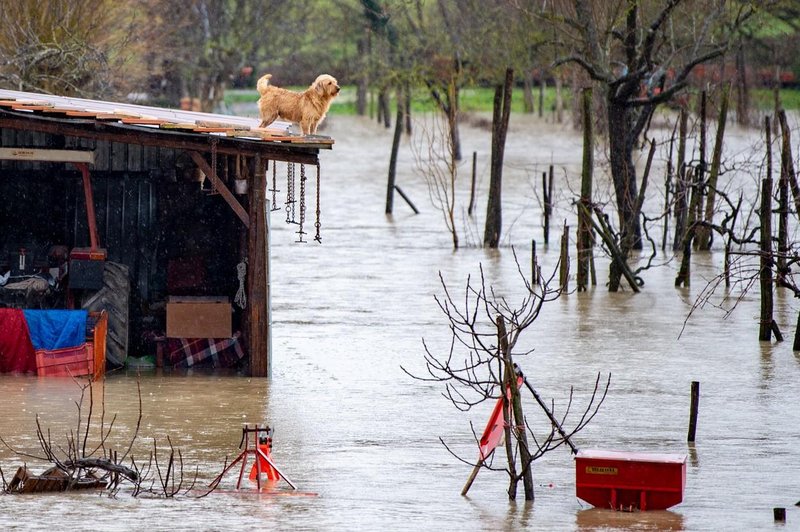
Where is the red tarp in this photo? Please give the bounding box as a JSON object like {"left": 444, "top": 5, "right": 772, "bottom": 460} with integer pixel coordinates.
{"left": 0, "top": 308, "right": 37, "bottom": 373}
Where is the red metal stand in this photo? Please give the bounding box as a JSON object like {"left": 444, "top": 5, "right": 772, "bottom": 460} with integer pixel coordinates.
{"left": 209, "top": 425, "right": 297, "bottom": 491}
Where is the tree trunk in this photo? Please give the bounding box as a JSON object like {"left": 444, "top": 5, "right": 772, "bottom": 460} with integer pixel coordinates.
{"left": 484, "top": 68, "right": 513, "bottom": 249}
{"left": 498, "top": 316, "right": 534, "bottom": 501}
{"left": 356, "top": 37, "right": 368, "bottom": 116}
{"left": 697, "top": 83, "right": 731, "bottom": 250}
{"left": 735, "top": 41, "right": 750, "bottom": 126}
{"left": 672, "top": 109, "right": 689, "bottom": 251}
{"left": 523, "top": 71, "right": 534, "bottom": 114}
{"left": 606, "top": 97, "right": 642, "bottom": 291}
{"left": 577, "top": 87, "right": 594, "bottom": 291}
{"left": 386, "top": 88, "right": 404, "bottom": 214}
{"left": 606, "top": 99, "right": 642, "bottom": 247}
{"left": 759, "top": 118, "right": 774, "bottom": 341}
{"left": 448, "top": 79, "right": 462, "bottom": 161}
{"left": 378, "top": 88, "right": 391, "bottom": 128}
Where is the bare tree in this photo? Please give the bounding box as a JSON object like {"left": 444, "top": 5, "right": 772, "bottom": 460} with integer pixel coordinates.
{"left": 543, "top": 0, "right": 758, "bottom": 291}
{"left": 0, "top": 0, "right": 138, "bottom": 98}
{"left": 413, "top": 113, "right": 459, "bottom": 249}
{"left": 403, "top": 250, "right": 609, "bottom": 500}
{"left": 0, "top": 379, "right": 210, "bottom": 498}
{"left": 138, "top": 0, "right": 293, "bottom": 111}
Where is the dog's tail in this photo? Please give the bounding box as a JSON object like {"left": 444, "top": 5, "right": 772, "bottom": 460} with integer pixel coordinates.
{"left": 256, "top": 74, "right": 272, "bottom": 95}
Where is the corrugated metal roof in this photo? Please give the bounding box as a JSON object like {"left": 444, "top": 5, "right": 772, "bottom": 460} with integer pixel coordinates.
{"left": 0, "top": 89, "right": 333, "bottom": 148}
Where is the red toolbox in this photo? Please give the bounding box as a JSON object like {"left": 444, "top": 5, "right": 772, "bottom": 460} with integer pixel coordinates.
{"left": 575, "top": 449, "right": 686, "bottom": 511}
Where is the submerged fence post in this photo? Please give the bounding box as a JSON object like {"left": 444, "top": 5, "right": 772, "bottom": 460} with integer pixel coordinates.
{"left": 560, "top": 223, "right": 569, "bottom": 291}
{"left": 577, "top": 86, "right": 594, "bottom": 292}
{"left": 542, "top": 171, "right": 551, "bottom": 245}
{"left": 468, "top": 151, "right": 477, "bottom": 216}
{"left": 687, "top": 381, "right": 700, "bottom": 442}
{"left": 760, "top": 117, "right": 774, "bottom": 342}
{"left": 531, "top": 239, "right": 539, "bottom": 286}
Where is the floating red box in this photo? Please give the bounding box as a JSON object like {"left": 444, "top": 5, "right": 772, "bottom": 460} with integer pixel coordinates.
{"left": 575, "top": 449, "right": 687, "bottom": 511}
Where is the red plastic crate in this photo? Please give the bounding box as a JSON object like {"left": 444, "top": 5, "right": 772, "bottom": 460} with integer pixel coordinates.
{"left": 35, "top": 344, "right": 94, "bottom": 377}
{"left": 33, "top": 311, "right": 106, "bottom": 379}
{"left": 576, "top": 449, "right": 687, "bottom": 511}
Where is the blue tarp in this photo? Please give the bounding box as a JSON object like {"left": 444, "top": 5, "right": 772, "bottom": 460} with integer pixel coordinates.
{"left": 22, "top": 310, "right": 87, "bottom": 350}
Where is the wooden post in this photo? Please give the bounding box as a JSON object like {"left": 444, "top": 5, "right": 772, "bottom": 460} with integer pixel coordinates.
{"left": 777, "top": 110, "right": 800, "bottom": 218}
{"left": 247, "top": 155, "right": 270, "bottom": 377}
{"left": 687, "top": 381, "right": 700, "bottom": 442}
{"left": 542, "top": 171, "right": 550, "bottom": 245}
{"left": 560, "top": 223, "right": 569, "bottom": 291}
{"left": 531, "top": 239, "right": 539, "bottom": 286}
{"left": 673, "top": 109, "right": 689, "bottom": 251}
{"left": 498, "top": 316, "right": 534, "bottom": 501}
{"left": 794, "top": 310, "right": 800, "bottom": 351}
{"left": 695, "top": 91, "right": 707, "bottom": 238}
{"left": 543, "top": 166, "right": 554, "bottom": 246}
{"left": 662, "top": 120, "right": 677, "bottom": 251}
{"left": 460, "top": 459, "right": 483, "bottom": 496}
{"left": 697, "top": 83, "right": 730, "bottom": 250}
{"left": 577, "top": 87, "right": 594, "bottom": 292}
{"left": 760, "top": 117, "right": 774, "bottom": 342}
{"left": 777, "top": 110, "right": 799, "bottom": 288}
{"left": 385, "top": 88, "right": 404, "bottom": 214}
{"left": 468, "top": 151, "right": 477, "bottom": 216}
{"left": 675, "top": 167, "right": 701, "bottom": 288}
{"left": 393, "top": 185, "right": 419, "bottom": 214}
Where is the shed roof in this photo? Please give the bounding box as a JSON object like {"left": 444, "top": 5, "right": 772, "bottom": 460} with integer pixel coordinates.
{"left": 0, "top": 89, "right": 331, "bottom": 164}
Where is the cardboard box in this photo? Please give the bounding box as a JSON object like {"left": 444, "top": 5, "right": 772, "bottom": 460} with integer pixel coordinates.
{"left": 166, "top": 298, "right": 231, "bottom": 338}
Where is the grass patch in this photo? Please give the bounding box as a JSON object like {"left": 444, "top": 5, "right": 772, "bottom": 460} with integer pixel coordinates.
{"left": 225, "top": 86, "right": 800, "bottom": 115}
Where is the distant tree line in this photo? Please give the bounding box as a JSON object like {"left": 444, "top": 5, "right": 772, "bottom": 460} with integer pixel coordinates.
{"left": 2, "top": 0, "right": 800, "bottom": 255}
{"left": 2, "top": 1, "right": 798, "bottom": 111}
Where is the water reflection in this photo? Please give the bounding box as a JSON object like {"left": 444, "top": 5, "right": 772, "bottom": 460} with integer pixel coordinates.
{"left": 576, "top": 508, "right": 685, "bottom": 531}
{"left": 1, "top": 115, "right": 800, "bottom": 530}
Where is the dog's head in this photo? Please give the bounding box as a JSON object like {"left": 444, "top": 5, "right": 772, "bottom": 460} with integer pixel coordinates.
{"left": 313, "top": 75, "right": 340, "bottom": 98}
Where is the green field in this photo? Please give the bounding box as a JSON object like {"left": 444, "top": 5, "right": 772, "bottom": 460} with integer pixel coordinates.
{"left": 225, "top": 86, "right": 800, "bottom": 115}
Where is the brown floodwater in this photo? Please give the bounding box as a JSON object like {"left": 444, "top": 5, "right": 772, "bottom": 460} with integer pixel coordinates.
{"left": 1, "top": 112, "right": 799, "bottom": 531}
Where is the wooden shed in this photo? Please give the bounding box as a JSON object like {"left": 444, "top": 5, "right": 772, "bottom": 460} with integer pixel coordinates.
{"left": 0, "top": 89, "right": 333, "bottom": 377}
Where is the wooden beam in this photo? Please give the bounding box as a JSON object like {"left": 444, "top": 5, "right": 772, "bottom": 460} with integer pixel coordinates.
{"left": 247, "top": 155, "right": 269, "bottom": 377}
{"left": 74, "top": 162, "right": 100, "bottom": 250}
{"left": 188, "top": 151, "right": 250, "bottom": 228}
{"left": 0, "top": 111, "right": 324, "bottom": 164}
{"left": 0, "top": 147, "right": 94, "bottom": 164}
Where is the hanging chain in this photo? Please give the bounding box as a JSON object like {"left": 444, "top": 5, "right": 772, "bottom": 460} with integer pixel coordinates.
{"left": 234, "top": 259, "right": 247, "bottom": 309}
{"left": 314, "top": 163, "right": 322, "bottom": 243}
{"left": 269, "top": 159, "right": 280, "bottom": 211}
{"left": 296, "top": 164, "right": 307, "bottom": 243}
{"left": 285, "top": 162, "right": 297, "bottom": 224}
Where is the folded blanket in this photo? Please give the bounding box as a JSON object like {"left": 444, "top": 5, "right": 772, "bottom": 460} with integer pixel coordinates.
{"left": 0, "top": 308, "right": 37, "bottom": 373}
{"left": 23, "top": 309, "right": 88, "bottom": 350}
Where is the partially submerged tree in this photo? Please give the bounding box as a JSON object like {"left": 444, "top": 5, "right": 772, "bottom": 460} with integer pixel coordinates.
{"left": 0, "top": 379, "right": 210, "bottom": 498}
{"left": 404, "top": 250, "right": 609, "bottom": 500}
{"left": 545, "top": 0, "right": 758, "bottom": 290}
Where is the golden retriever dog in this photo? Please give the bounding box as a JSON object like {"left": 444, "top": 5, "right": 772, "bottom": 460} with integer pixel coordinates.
{"left": 256, "top": 73, "right": 340, "bottom": 135}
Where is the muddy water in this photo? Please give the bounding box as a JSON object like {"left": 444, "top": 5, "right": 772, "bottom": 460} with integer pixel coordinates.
{"left": 2, "top": 112, "right": 800, "bottom": 531}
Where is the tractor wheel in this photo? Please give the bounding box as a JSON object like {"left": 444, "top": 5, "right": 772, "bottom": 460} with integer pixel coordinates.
{"left": 81, "top": 261, "right": 130, "bottom": 368}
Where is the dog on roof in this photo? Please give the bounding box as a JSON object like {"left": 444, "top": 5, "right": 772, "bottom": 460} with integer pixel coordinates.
{"left": 256, "top": 73, "right": 340, "bottom": 136}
